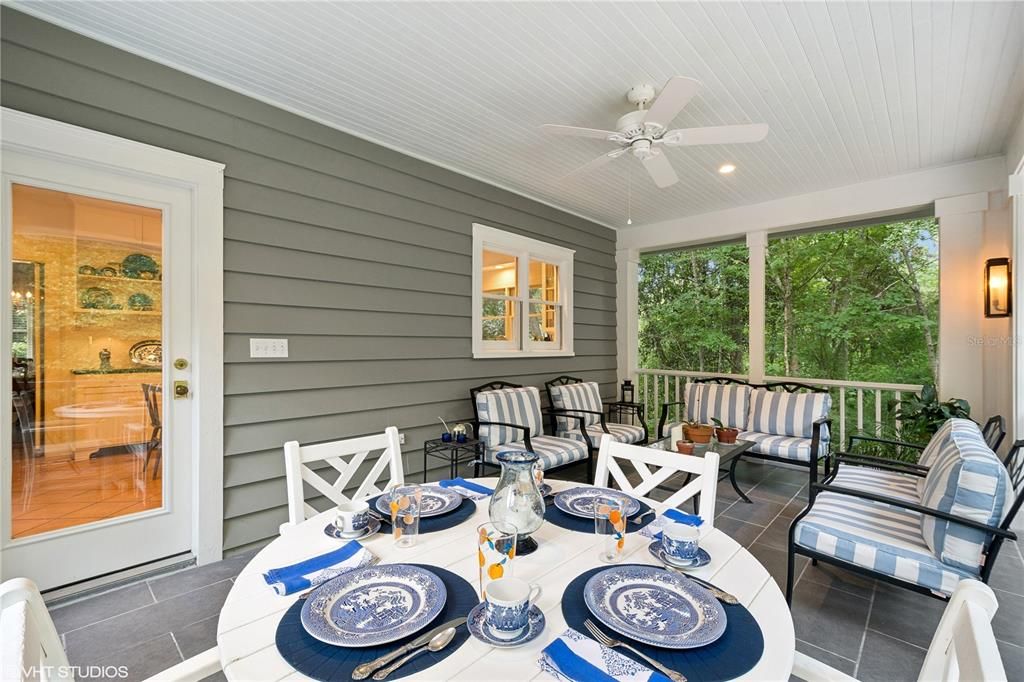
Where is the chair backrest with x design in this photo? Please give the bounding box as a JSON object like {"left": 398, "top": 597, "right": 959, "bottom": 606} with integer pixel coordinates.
{"left": 282, "top": 426, "right": 404, "bottom": 532}
{"left": 594, "top": 439, "right": 719, "bottom": 526}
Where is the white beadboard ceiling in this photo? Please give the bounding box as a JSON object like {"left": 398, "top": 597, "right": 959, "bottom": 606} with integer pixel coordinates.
{"left": 11, "top": 1, "right": 1024, "bottom": 228}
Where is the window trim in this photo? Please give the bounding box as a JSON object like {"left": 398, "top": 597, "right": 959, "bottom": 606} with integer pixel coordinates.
{"left": 472, "top": 223, "right": 575, "bottom": 358}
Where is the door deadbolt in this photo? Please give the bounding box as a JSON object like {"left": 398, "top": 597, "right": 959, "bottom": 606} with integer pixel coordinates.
{"left": 174, "top": 358, "right": 189, "bottom": 370}
{"left": 173, "top": 380, "right": 189, "bottom": 399}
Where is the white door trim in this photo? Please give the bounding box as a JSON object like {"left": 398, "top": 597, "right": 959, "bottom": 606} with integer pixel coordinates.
{"left": 1, "top": 107, "right": 226, "bottom": 566}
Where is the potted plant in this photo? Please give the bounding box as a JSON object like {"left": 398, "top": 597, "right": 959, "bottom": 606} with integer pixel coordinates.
{"left": 682, "top": 420, "right": 714, "bottom": 444}
{"left": 711, "top": 417, "right": 739, "bottom": 444}
{"left": 675, "top": 440, "right": 695, "bottom": 455}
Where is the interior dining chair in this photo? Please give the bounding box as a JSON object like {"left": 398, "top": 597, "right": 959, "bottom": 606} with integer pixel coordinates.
{"left": 593, "top": 438, "right": 720, "bottom": 525}
{"left": 792, "top": 579, "right": 1006, "bottom": 682}
{"left": 281, "top": 426, "right": 404, "bottom": 533}
{"left": 1, "top": 577, "right": 220, "bottom": 682}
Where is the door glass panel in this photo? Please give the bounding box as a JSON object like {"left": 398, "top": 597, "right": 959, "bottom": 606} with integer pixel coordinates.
{"left": 10, "top": 184, "right": 163, "bottom": 539}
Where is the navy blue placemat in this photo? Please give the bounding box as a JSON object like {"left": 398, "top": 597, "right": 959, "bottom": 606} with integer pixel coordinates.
{"left": 545, "top": 495, "right": 656, "bottom": 533}
{"left": 561, "top": 564, "right": 764, "bottom": 682}
{"left": 275, "top": 564, "right": 478, "bottom": 681}
{"left": 367, "top": 496, "right": 477, "bottom": 533}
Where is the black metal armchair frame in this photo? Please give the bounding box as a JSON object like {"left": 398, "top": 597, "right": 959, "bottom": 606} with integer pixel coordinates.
{"left": 786, "top": 439, "right": 1024, "bottom": 604}
{"left": 469, "top": 380, "right": 592, "bottom": 479}
{"left": 657, "top": 376, "right": 832, "bottom": 503}
{"left": 543, "top": 375, "right": 648, "bottom": 451}
{"left": 847, "top": 414, "right": 1006, "bottom": 457}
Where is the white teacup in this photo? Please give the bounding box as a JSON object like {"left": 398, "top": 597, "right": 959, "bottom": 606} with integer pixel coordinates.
{"left": 661, "top": 521, "right": 700, "bottom": 564}
{"left": 335, "top": 500, "right": 370, "bottom": 536}
{"left": 484, "top": 577, "right": 542, "bottom": 640}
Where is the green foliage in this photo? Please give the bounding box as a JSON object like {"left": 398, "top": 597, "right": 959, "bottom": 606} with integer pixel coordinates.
{"left": 896, "top": 383, "right": 971, "bottom": 444}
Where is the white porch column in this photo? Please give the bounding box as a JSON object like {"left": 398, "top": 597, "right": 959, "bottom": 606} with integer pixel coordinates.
{"left": 616, "top": 247, "right": 640, "bottom": 385}
{"left": 747, "top": 231, "right": 767, "bottom": 384}
{"left": 935, "top": 192, "right": 989, "bottom": 416}
{"left": 1010, "top": 172, "right": 1023, "bottom": 442}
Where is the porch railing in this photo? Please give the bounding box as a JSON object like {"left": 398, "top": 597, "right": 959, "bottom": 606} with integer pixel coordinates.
{"left": 635, "top": 369, "right": 924, "bottom": 447}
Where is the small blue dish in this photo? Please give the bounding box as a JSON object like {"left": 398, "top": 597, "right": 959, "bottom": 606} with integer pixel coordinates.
{"left": 648, "top": 540, "right": 711, "bottom": 569}
{"left": 467, "top": 602, "right": 545, "bottom": 648}
{"left": 324, "top": 515, "right": 381, "bottom": 540}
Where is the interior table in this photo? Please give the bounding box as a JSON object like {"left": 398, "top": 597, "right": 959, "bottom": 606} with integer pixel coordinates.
{"left": 216, "top": 477, "right": 795, "bottom": 681}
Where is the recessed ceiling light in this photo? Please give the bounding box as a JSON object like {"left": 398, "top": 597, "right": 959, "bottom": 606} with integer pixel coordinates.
{"left": 719, "top": 163, "right": 736, "bottom": 174}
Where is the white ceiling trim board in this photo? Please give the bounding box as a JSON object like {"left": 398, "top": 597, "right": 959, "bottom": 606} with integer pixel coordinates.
{"left": 618, "top": 155, "right": 1008, "bottom": 251}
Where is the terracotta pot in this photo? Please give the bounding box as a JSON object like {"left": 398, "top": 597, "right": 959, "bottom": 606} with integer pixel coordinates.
{"left": 683, "top": 424, "right": 714, "bottom": 444}
{"left": 715, "top": 427, "right": 739, "bottom": 444}
{"left": 675, "top": 440, "right": 695, "bottom": 455}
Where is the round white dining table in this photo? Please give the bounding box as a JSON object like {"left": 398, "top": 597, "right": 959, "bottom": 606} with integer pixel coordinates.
{"left": 217, "top": 477, "right": 795, "bottom": 681}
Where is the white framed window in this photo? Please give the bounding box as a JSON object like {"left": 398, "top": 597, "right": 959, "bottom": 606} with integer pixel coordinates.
{"left": 472, "top": 223, "right": 574, "bottom": 358}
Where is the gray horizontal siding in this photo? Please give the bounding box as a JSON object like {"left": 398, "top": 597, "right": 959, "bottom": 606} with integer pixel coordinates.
{"left": 2, "top": 8, "right": 619, "bottom": 552}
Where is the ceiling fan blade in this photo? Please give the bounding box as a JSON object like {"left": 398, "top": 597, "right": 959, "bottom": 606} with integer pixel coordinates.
{"left": 541, "top": 124, "right": 620, "bottom": 140}
{"left": 560, "top": 148, "right": 626, "bottom": 181}
{"left": 644, "top": 77, "right": 701, "bottom": 128}
{"left": 642, "top": 151, "right": 679, "bottom": 188}
{"left": 662, "top": 123, "right": 769, "bottom": 146}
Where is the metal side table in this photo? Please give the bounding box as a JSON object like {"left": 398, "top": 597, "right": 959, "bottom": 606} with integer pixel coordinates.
{"left": 422, "top": 437, "right": 485, "bottom": 481}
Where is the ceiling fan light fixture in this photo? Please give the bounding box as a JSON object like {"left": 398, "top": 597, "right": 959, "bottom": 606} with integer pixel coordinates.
{"left": 719, "top": 163, "right": 736, "bottom": 174}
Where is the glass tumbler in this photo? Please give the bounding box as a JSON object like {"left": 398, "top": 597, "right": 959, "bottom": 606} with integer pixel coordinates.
{"left": 388, "top": 484, "right": 422, "bottom": 548}
{"left": 594, "top": 495, "right": 627, "bottom": 563}
{"left": 477, "top": 521, "right": 518, "bottom": 598}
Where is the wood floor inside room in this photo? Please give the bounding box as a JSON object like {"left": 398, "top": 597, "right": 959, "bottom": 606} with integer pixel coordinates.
{"left": 11, "top": 452, "right": 162, "bottom": 538}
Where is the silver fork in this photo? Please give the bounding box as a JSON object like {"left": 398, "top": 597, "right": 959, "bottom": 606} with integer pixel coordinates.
{"left": 584, "top": 619, "right": 687, "bottom": 682}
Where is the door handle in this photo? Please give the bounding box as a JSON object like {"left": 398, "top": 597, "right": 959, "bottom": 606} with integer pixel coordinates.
{"left": 173, "top": 380, "right": 189, "bottom": 399}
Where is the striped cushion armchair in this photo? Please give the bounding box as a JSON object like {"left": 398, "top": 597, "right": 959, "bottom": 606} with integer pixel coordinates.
{"left": 787, "top": 419, "right": 1022, "bottom": 602}
{"left": 470, "top": 381, "right": 590, "bottom": 477}
{"left": 544, "top": 376, "right": 647, "bottom": 451}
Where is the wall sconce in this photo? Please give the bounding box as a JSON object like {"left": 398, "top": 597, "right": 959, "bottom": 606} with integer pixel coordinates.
{"left": 984, "top": 257, "right": 1012, "bottom": 318}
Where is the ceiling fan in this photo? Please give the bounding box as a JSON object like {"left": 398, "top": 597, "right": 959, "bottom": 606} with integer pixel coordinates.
{"left": 542, "top": 77, "right": 769, "bottom": 188}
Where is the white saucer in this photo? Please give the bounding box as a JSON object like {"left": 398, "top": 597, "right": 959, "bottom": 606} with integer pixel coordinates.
{"left": 323, "top": 516, "right": 381, "bottom": 540}
{"left": 467, "top": 602, "right": 545, "bottom": 648}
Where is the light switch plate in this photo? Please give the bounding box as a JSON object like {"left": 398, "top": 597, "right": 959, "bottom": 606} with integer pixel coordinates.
{"left": 250, "top": 338, "right": 289, "bottom": 358}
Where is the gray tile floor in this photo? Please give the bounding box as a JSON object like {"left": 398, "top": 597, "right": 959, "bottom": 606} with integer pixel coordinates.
{"left": 46, "top": 460, "right": 1023, "bottom": 681}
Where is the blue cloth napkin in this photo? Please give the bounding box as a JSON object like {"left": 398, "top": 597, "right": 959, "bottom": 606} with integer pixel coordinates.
{"left": 438, "top": 478, "right": 494, "bottom": 499}
{"left": 640, "top": 507, "right": 704, "bottom": 540}
{"left": 539, "top": 628, "right": 671, "bottom": 682}
{"left": 262, "top": 540, "right": 375, "bottom": 595}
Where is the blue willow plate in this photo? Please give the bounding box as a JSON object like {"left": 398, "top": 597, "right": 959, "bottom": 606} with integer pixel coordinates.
{"left": 467, "top": 602, "right": 545, "bottom": 648}
{"left": 647, "top": 541, "right": 712, "bottom": 569}
{"left": 554, "top": 486, "right": 641, "bottom": 519}
{"left": 374, "top": 486, "right": 461, "bottom": 518}
{"left": 300, "top": 564, "right": 447, "bottom": 647}
{"left": 583, "top": 564, "right": 726, "bottom": 649}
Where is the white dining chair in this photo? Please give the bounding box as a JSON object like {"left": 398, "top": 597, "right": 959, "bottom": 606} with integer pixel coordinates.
{"left": 1, "top": 578, "right": 220, "bottom": 682}
{"left": 593, "top": 438, "right": 720, "bottom": 525}
{"left": 792, "top": 579, "right": 1006, "bottom": 682}
{"left": 281, "top": 426, "right": 404, "bottom": 532}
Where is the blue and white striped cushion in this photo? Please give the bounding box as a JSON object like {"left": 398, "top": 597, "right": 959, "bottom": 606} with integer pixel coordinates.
{"left": 549, "top": 382, "right": 603, "bottom": 432}
{"left": 738, "top": 429, "right": 829, "bottom": 462}
{"left": 557, "top": 422, "right": 646, "bottom": 446}
{"left": 831, "top": 463, "right": 920, "bottom": 503}
{"left": 920, "top": 419, "right": 1014, "bottom": 573}
{"left": 484, "top": 435, "right": 589, "bottom": 470}
{"left": 917, "top": 419, "right": 956, "bottom": 469}
{"left": 747, "top": 388, "right": 831, "bottom": 438}
{"left": 684, "top": 383, "right": 751, "bottom": 429}
{"left": 794, "top": 490, "right": 976, "bottom": 595}
{"left": 476, "top": 387, "right": 544, "bottom": 448}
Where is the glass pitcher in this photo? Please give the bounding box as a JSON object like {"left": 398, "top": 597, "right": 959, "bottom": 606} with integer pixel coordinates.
{"left": 488, "top": 451, "right": 545, "bottom": 555}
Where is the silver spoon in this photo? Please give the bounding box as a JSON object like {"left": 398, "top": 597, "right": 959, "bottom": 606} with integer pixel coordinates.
{"left": 372, "top": 627, "right": 456, "bottom": 680}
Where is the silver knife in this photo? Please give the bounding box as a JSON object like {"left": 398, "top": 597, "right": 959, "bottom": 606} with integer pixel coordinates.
{"left": 351, "top": 617, "right": 467, "bottom": 680}
{"left": 685, "top": 574, "right": 739, "bottom": 605}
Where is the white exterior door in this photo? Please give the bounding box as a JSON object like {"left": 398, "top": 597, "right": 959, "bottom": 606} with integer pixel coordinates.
{"left": 1, "top": 109, "right": 224, "bottom": 590}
